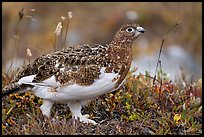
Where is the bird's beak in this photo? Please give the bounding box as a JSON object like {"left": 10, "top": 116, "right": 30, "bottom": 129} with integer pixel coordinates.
{"left": 137, "top": 26, "right": 145, "bottom": 33}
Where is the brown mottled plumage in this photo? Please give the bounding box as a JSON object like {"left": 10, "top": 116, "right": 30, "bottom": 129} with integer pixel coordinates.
{"left": 2, "top": 23, "right": 145, "bottom": 124}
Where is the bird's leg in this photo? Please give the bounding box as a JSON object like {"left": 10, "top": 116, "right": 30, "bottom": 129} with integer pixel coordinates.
{"left": 40, "top": 99, "right": 54, "bottom": 117}
{"left": 68, "top": 101, "right": 97, "bottom": 125}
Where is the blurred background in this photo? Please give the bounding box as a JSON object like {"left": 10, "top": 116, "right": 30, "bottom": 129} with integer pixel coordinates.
{"left": 2, "top": 2, "right": 202, "bottom": 82}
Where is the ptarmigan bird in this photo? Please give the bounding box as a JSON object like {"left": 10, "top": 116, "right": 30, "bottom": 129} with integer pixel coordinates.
{"left": 2, "top": 23, "right": 145, "bottom": 125}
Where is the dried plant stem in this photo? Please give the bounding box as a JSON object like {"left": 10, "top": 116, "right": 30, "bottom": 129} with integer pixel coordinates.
{"left": 11, "top": 21, "right": 22, "bottom": 72}
{"left": 138, "top": 73, "right": 161, "bottom": 83}
{"left": 7, "top": 63, "right": 13, "bottom": 75}
{"left": 54, "top": 35, "right": 57, "bottom": 52}
{"left": 50, "top": 39, "right": 55, "bottom": 52}
{"left": 153, "top": 20, "right": 182, "bottom": 85}
{"left": 10, "top": 8, "right": 24, "bottom": 72}
{"left": 158, "top": 60, "right": 162, "bottom": 101}
{"left": 63, "top": 18, "right": 70, "bottom": 48}
{"left": 153, "top": 20, "right": 181, "bottom": 101}
{"left": 60, "top": 21, "right": 64, "bottom": 50}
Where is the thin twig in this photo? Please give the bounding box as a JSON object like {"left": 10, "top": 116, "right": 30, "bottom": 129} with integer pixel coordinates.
{"left": 190, "top": 75, "right": 194, "bottom": 85}
{"left": 63, "top": 18, "right": 70, "bottom": 48}
{"left": 11, "top": 8, "right": 25, "bottom": 70}
{"left": 50, "top": 39, "right": 56, "bottom": 52}
{"left": 177, "top": 73, "right": 186, "bottom": 89}
{"left": 158, "top": 60, "right": 162, "bottom": 101}
{"left": 7, "top": 63, "right": 13, "bottom": 76}
{"left": 137, "top": 73, "right": 161, "bottom": 83}
{"left": 54, "top": 35, "right": 57, "bottom": 52}
{"left": 63, "top": 16, "right": 72, "bottom": 48}
{"left": 153, "top": 20, "right": 182, "bottom": 85}
{"left": 60, "top": 21, "right": 64, "bottom": 50}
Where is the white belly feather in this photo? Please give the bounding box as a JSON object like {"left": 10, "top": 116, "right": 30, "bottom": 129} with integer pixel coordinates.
{"left": 17, "top": 67, "right": 119, "bottom": 102}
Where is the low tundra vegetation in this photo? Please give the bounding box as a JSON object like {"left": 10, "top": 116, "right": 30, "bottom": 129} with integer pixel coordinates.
{"left": 2, "top": 68, "right": 202, "bottom": 135}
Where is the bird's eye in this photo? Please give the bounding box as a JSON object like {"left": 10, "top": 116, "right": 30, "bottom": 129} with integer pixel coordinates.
{"left": 126, "top": 27, "right": 135, "bottom": 33}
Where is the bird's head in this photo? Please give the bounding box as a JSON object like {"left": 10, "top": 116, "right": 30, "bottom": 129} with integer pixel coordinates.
{"left": 111, "top": 23, "right": 145, "bottom": 47}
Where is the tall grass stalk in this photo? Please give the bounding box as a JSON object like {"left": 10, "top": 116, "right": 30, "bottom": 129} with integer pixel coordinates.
{"left": 10, "top": 8, "right": 24, "bottom": 73}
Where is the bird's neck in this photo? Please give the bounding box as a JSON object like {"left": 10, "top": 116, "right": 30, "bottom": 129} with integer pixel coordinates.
{"left": 109, "top": 38, "right": 133, "bottom": 62}
{"left": 110, "top": 45, "right": 132, "bottom": 59}
{"left": 110, "top": 36, "right": 134, "bottom": 49}
{"left": 108, "top": 41, "right": 133, "bottom": 89}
